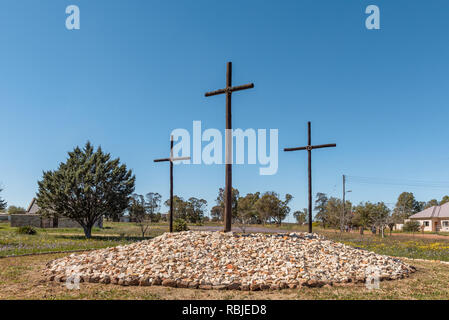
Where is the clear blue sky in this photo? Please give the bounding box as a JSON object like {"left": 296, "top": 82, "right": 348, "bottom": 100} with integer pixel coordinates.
{"left": 1, "top": 0, "right": 448, "bottom": 220}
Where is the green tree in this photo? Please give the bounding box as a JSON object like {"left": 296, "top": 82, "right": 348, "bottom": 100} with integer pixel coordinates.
{"left": 8, "top": 205, "right": 26, "bottom": 215}
{"left": 0, "top": 188, "right": 7, "bottom": 211}
{"left": 215, "top": 187, "right": 240, "bottom": 220}
{"left": 371, "top": 202, "right": 391, "bottom": 237}
{"left": 273, "top": 193, "right": 293, "bottom": 225}
{"left": 145, "top": 192, "right": 162, "bottom": 222}
{"left": 440, "top": 196, "right": 449, "bottom": 205}
{"left": 255, "top": 192, "right": 292, "bottom": 225}
{"left": 352, "top": 201, "right": 389, "bottom": 236}
{"left": 353, "top": 202, "right": 376, "bottom": 234}
{"left": 186, "top": 197, "right": 207, "bottom": 223}
{"left": 254, "top": 192, "right": 277, "bottom": 224}
{"left": 236, "top": 192, "right": 260, "bottom": 231}
{"left": 403, "top": 220, "right": 420, "bottom": 233}
{"left": 35, "top": 170, "right": 62, "bottom": 227}
{"left": 165, "top": 195, "right": 188, "bottom": 220}
{"left": 293, "top": 208, "right": 308, "bottom": 225}
{"left": 322, "top": 197, "right": 352, "bottom": 230}
{"left": 414, "top": 201, "right": 425, "bottom": 213}
{"left": 386, "top": 214, "right": 396, "bottom": 236}
{"left": 129, "top": 194, "right": 150, "bottom": 237}
{"left": 393, "top": 192, "right": 418, "bottom": 222}
{"left": 36, "top": 142, "right": 135, "bottom": 238}
{"left": 314, "top": 192, "right": 328, "bottom": 228}
{"left": 425, "top": 199, "right": 439, "bottom": 209}
{"left": 210, "top": 205, "right": 223, "bottom": 222}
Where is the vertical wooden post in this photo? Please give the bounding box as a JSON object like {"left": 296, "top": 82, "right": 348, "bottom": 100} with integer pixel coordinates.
{"left": 342, "top": 174, "right": 345, "bottom": 233}
{"left": 169, "top": 137, "right": 174, "bottom": 233}
{"left": 307, "top": 122, "right": 312, "bottom": 233}
{"left": 284, "top": 121, "right": 336, "bottom": 234}
{"left": 154, "top": 137, "right": 191, "bottom": 233}
{"left": 225, "top": 62, "right": 233, "bottom": 232}
{"left": 205, "top": 62, "right": 254, "bottom": 233}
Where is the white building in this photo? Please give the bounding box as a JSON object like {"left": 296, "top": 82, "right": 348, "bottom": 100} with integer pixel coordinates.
{"left": 407, "top": 202, "right": 449, "bottom": 232}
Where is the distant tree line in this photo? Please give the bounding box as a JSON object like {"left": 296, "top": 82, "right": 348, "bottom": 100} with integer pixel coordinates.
{"left": 6, "top": 141, "right": 449, "bottom": 239}
{"left": 312, "top": 191, "right": 449, "bottom": 237}
{"left": 209, "top": 188, "right": 293, "bottom": 231}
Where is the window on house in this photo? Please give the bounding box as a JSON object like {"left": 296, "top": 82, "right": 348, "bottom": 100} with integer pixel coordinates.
{"left": 424, "top": 221, "right": 429, "bottom": 227}
{"left": 443, "top": 221, "right": 449, "bottom": 228}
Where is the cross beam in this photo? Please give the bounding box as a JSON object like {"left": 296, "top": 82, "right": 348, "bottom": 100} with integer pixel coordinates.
{"left": 284, "top": 121, "right": 336, "bottom": 233}
{"left": 154, "top": 136, "right": 191, "bottom": 233}
{"left": 205, "top": 62, "right": 254, "bottom": 232}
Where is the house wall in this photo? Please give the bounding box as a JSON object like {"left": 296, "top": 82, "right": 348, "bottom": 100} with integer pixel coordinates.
{"left": 410, "top": 218, "right": 449, "bottom": 232}
{"left": 11, "top": 214, "right": 42, "bottom": 227}
{"left": 409, "top": 219, "right": 433, "bottom": 231}
{"left": 419, "top": 219, "right": 433, "bottom": 232}
{"left": 10, "top": 214, "right": 103, "bottom": 228}
{"left": 439, "top": 219, "right": 449, "bottom": 232}
{"left": 120, "top": 216, "right": 130, "bottom": 223}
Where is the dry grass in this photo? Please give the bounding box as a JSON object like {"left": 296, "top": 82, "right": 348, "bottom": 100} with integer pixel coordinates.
{"left": 1, "top": 253, "right": 449, "bottom": 300}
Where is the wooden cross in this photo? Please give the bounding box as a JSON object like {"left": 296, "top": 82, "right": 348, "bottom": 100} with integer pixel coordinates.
{"left": 284, "top": 121, "right": 336, "bottom": 233}
{"left": 205, "top": 62, "right": 254, "bottom": 232}
{"left": 154, "top": 136, "right": 191, "bottom": 233}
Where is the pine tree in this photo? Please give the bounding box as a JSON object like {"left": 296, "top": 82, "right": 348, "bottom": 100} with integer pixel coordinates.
{"left": 36, "top": 142, "right": 135, "bottom": 238}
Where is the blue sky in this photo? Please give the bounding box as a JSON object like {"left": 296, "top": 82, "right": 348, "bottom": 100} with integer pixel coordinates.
{"left": 0, "top": 0, "right": 448, "bottom": 220}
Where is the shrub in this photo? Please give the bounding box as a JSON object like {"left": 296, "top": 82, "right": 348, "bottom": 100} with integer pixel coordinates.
{"left": 173, "top": 218, "right": 189, "bottom": 232}
{"left": 151, "top": 213, "right": 162, "bottom": 223}
{"left": 8, "top": 206, "right": 26, "bottom": 215}
{"left": 195, "top": 220, "right": 204, "bottom": 226}
{"left": 17, "top": 226, "right": 37, "bottom": 235}
{"left": 403, "top": 220, "right": 421, "bottom": 233}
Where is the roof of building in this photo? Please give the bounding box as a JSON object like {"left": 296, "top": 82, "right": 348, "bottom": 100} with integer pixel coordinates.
{"left": 26, "top": 198, "right": 37, "bottom": 213}
{"left": 409, "top": 202, "right": 449, "bottom": 219}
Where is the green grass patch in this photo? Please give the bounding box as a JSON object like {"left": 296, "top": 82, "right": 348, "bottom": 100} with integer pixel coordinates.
{"left": 0, "top": 221, "right": 171, "bottom": 257}
{"left": 320, "top": 231, "right": 449, "bottom": 262}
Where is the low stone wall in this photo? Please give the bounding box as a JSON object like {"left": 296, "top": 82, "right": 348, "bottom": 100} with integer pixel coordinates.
{"left": 10, "top": 214, "right": 103, "bottom": 229}
{"left": 10, "top": 214, "right": 41, "bottom": 227}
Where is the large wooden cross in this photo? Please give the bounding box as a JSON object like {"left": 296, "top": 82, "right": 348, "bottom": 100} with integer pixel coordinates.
{"left": 205, "top": 62, "right": 254, "bottom": 232}
{"left": 154, "top": 136, "right": 191, "bottom": 233}
{"left": 284, "top": 121, "right": 336, "bottom": 233}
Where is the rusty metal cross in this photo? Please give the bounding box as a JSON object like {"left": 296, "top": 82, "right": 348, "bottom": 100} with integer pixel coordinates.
{"left": 284, "top": 121, "right": 336, "bottom": 233}
{"left": 154, "top": 136, "right": 191, "bottom": 233}
{"left": 205, "top": 62, "right": 254, "bottom": 232}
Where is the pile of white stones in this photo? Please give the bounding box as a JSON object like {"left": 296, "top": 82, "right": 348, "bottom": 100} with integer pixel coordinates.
{"left": 45, "top": 231, "right": 415, "bottom": 290}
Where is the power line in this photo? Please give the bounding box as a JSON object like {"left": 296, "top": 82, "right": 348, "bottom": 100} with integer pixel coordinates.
{"left": 346, "top": 175, "right": 449, "bottom": 189}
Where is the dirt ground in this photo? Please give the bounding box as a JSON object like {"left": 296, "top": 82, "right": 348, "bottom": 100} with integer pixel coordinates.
{"left": 1, "top": 253, "right": 449, "bottom": 300}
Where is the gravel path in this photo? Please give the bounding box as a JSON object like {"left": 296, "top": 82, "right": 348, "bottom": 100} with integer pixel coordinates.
{"left": 190, "top": 225, "right": 285, "bottom": 233}
{"left": 45, "top": 231, "right": 416, "bottom": 290}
